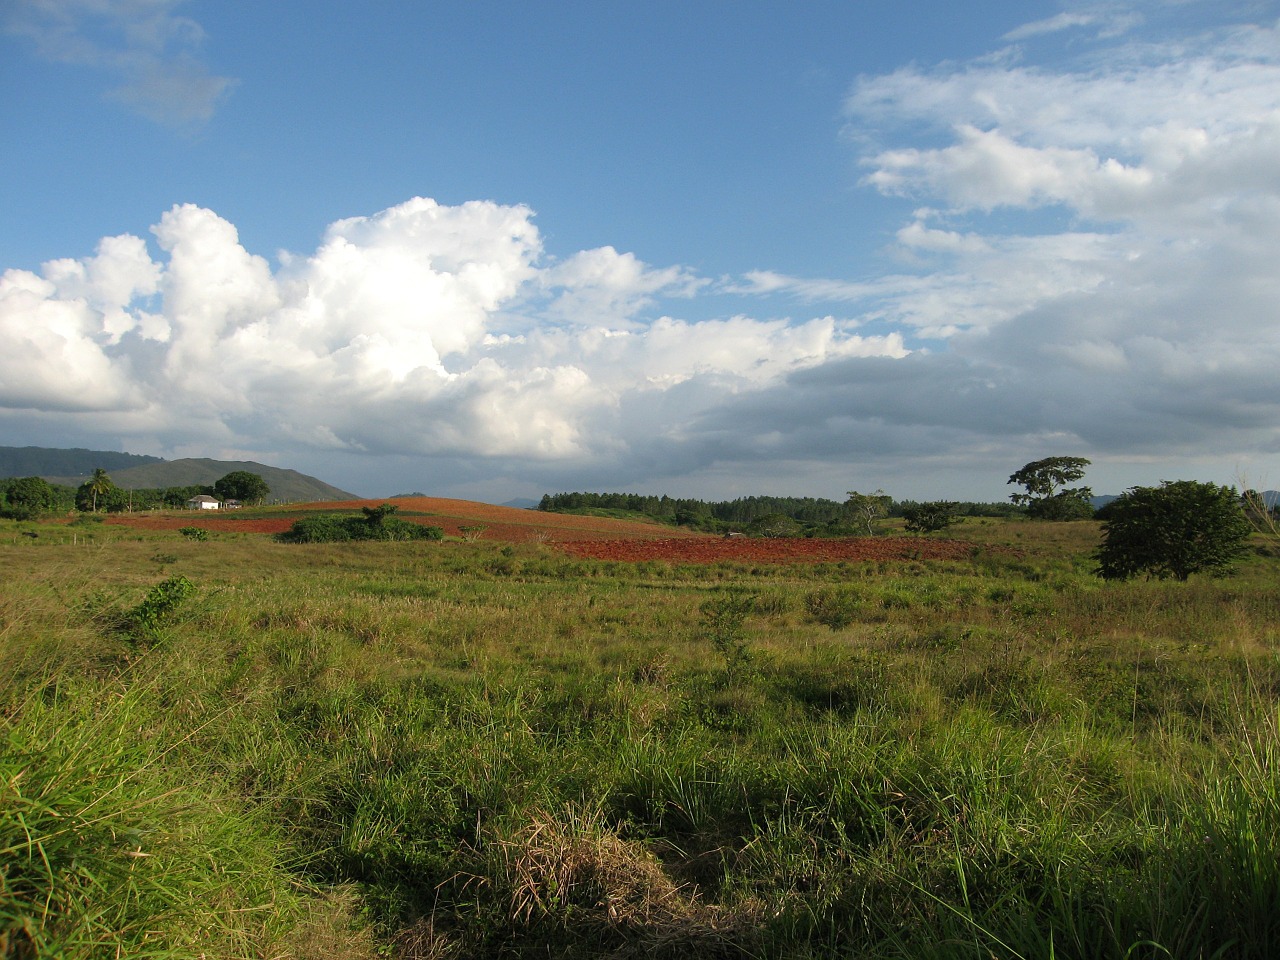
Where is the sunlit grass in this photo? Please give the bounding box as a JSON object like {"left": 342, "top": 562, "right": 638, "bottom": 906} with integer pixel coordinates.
{"left": 2, "top": 517, "right": 1278, "bottom": 956}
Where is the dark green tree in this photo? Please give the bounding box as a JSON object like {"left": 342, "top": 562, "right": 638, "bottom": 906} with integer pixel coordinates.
{"left": 361, "top": 503, "right": 399, "bottom": 529}
{"left": 213, "top": 471, "right": 270, "bottom": 505}
{"left": 163, "top": 485, "right": 215, "bottom": 508}
{"left": 901, "top": 501, "right": 960, "bottom": 533}
{"left": 1008, "top": 456, "right": 1093, "bottom": 520}
{"left": 77, "top": 468, "right": 116, "bottom": 513}
{"left": 3, "top": 476, "right": 57, "bottom": 518}
{"left": 1096, "top": 480, "right": 1252, "bottom": 581}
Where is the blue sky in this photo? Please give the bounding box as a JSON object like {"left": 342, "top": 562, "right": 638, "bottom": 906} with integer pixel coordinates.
{"left": 3, "top": 0, "right": 1279, "bottom": 503}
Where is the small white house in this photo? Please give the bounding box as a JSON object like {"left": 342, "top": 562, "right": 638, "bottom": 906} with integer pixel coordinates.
{"left": 187, "top": 495, "right": 220, "bottom": 510}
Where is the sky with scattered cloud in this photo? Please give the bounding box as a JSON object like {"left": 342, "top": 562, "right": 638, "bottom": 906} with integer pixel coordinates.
{"left": 2, "top": 1, "right": 1278, "bottom": 502}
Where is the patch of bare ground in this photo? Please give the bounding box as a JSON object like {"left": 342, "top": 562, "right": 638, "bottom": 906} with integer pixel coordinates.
{"left": 98, "top": 498, "right": 709, "bottom": 542}
{"left": 559, "top": 535, "right": 981, "bottom": 564}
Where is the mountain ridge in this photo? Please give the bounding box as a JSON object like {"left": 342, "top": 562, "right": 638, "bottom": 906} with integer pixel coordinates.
{"left": 0, "top": 446, "right": 359, "bottom": 502}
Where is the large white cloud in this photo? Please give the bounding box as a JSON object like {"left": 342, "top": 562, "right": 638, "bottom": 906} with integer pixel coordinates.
{"left": 794, "top": 10, "right": 1280, "bottom": 490}
{"left": 4, "top": 7, "right": 1280, "bottom": 501}
{"left": 641, "top": 10, "right": 1280, "bottom": 495}
{"left": 0, "top": 197, "right": 899, "bottom": 476}
{"left": 847, "top": 20, "right": 1280, "bottom": 227}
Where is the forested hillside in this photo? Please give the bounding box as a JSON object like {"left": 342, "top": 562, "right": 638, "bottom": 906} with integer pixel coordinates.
{"left": 0, "top": 447, "right": 357, "bottom": 503}
{"left": 0, "top": 446, "right": 163, "bottom": 478}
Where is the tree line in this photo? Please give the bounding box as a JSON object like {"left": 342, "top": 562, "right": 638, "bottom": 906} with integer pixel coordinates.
{"left": 541, "top": 456, "right": 1274, "bottom": 581}
{"left": 537, "top": 490, "right": 1024, "bottom": 535}
{"left": 0, "top": 469, "right": 270, "bottom": 520}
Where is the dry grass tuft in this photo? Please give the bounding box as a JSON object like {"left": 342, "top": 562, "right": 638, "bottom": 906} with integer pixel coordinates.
{"left": 391, "top": 916, "right": 469, "bottom": 960}
{"left": 283, "top": 886, "right": 381, "bottom": 960}
{"left": 490, "top": 805, "right": 760, "bottom": 958}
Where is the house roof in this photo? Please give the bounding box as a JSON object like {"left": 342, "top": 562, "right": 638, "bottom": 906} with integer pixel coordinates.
{"left": 187, "top": 495, "right": 219, "bottom": 503}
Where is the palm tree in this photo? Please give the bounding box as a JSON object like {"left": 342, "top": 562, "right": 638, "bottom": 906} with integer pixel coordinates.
{"left": 87, "top": 468, "right": 113, "bottom": 513}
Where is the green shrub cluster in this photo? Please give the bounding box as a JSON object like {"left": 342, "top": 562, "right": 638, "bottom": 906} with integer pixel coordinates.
{"left": 127, "top": 575, "right": 197, "bottom": 642}
{"left": 276, "top": 503, "right": 444, "bottom": 543}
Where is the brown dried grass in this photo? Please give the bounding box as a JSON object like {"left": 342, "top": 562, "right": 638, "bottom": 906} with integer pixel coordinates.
{"left": 486, "top": 806, "right": 760, "bottom": 958}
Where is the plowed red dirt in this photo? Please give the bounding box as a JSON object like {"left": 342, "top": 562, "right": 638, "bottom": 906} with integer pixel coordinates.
{"left": 103, "top": 515, "right": 295, "bottom": 534}
{"left": 559, "top": 536, "right": 978, "bottom": 564}
{"left": 99, "top": 500, "right": 978, "bottom": 564}
{"left": 101, "top": 497, "right": 704, "bottom": 542}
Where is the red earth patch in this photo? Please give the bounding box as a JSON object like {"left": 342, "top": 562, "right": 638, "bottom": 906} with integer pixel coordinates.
{"left": 98, "top": 497, "right": 704, "bottom": 543}
{"left": 93, "top": 500, "right": 980, "bottom": 563}
{"left": 557, "top": 536, "right": 979, "bottom": 564}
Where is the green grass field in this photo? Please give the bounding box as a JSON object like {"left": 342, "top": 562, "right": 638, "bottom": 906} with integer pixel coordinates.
{"left": 2, "top": 516, "right": 1278, "bottom": 958}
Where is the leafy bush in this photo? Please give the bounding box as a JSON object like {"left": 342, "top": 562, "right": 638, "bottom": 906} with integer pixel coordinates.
{"left": 1096, "top": 480, "right": 1252, "bottom": 581}
{"left": 276, "top": 503, "right": 444, "bottom": 543}
{"left": 901, "top": 500, "right": 961, "bottom": 533}
{"left": 177, "top": 526, "right": 209, "bottom": 541}
{"left": 128, "top": 575, "right": 197, "bottom": 642}
{"left": 1, "top": 476, "right": 57, "bottom": 519}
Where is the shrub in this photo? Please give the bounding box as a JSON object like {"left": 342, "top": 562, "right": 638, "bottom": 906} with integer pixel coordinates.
{"left": 178, "top": 526, "right": 209, "bottom": 541}
{"left": 901, "top": 501, "right": 961, "bottom": 533}
{"left": 1096, "top": 480, "right": 1252, "bottom": 581}
{"left": 128, "top": 575, "right": 197, "bottom": 641}
{"left": 276, "top": 504, "right": 444, "bottom": 543}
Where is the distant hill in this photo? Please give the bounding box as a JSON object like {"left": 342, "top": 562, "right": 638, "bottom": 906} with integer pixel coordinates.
{"left": 0, "top": 446, "right": 358, "bottom": 503}
{"left": 102, "top": 459, "right": 359, "bottom": 503}
{"left": 0, "top": 446, "right": 163, "bottom": 477}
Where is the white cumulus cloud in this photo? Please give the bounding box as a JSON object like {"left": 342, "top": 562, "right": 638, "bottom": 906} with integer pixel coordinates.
{"left": 0, "top": 197, "right": 905, "bottom": 480}
{"left": 5, "top": 6, "right": 1280, "bottom": 501}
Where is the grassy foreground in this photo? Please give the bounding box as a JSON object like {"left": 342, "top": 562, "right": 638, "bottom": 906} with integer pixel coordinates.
{"left": 2, "top": 517, "right": 1279, "bottom": 958}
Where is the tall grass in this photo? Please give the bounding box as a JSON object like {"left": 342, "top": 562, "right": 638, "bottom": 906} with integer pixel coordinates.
{"left": 2, "top": 516, "right": 1278, "bottom": 957}
{"left": 0, "top": 676, "right": 315, "bottom": 959}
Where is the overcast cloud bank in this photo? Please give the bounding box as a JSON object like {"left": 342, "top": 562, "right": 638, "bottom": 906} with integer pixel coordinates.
{"left": 2, "top": 10, "right": 1278, "bottom": 501}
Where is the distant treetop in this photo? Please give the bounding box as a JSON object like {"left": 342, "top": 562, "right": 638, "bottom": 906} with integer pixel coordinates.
{"left": 1008, "top": 456, "right": 1094, "bottom": 521}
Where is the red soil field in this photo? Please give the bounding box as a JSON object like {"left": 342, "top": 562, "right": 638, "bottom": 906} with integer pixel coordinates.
{"left": 97, "top": 499, "right": 980, "bottom": 564}
{"left": 100, "top": 497, "right": 705, "bottom": 543}
{"left": 102, "top": 515, "right": 295, "bottom": 534}
{"left": 558, "top": 536, "right": 980, "bottom": 564}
